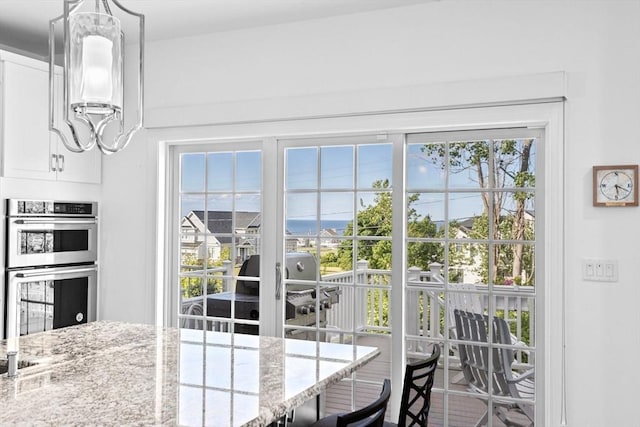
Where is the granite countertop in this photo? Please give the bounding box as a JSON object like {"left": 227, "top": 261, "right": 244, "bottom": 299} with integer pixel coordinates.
{"left": 0, "top": 321, "right": 380, "bottom": 426}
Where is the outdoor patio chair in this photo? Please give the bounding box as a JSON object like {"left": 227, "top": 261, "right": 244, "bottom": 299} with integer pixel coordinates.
{"left": 447, "top": 284, "right": 528, "bottom": 386}
{"left": 311, "top": 379, "right": 391, "bottom": 427}
{"left": 180, "top": 299, "right": 204, "bottom": 330}
{"left": 454, "top": 309, "right": 534, "bottom": 427}
{"left": 448, "top": 283, "right": 525, "bottom": 347}
{"left": 384, "top": 344, "right": 440, "bottom": 427}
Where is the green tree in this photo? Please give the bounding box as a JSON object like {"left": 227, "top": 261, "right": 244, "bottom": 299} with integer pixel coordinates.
{"left": 180, "top": 246, "right": 233, "bottom": 298}
{"left": 422, "top": 139, "right": 535, "bottom": 283}
{"left": 321, "top": 251, "right": 338, "bottom": 264}
{"left": 466, "top": 214, "right": 534, "bottom": 284}
{"left": 406, "top": 195, "right": 443, "bottom": 270}
{"left": 336, "top": 180, "right": 442, "bottom": 271}
{"left": 337, "top": 180, "right": 393, "bottom": 270}
{"left": 180, "top": 253, "right": 204, "bottom": 298}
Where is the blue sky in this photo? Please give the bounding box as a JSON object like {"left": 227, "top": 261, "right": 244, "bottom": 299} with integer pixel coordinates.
{"left": 179, "top": 139, "right": 536, "bottom": 224}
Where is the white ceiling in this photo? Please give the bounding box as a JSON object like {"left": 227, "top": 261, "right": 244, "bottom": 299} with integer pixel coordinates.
{"left": 0, "top": 0, "right": 429, "bottom": 58}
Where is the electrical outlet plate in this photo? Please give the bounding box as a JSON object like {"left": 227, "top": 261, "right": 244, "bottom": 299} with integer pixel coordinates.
{"left": 582, "top": 259, "right": 618, "bottom": 282}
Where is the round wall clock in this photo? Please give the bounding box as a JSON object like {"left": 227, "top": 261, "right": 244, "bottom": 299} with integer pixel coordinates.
{"left": 593, "top": 165, "right": 638, "bottom": 207}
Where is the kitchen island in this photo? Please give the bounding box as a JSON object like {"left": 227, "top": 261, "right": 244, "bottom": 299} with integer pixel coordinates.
{"left": 0, "top": 321, "right": 380, "bottom": 426}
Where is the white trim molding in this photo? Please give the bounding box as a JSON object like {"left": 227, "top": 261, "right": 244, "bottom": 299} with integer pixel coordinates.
{"left": 146, "top": 72, "right": 566, "bottom": 129}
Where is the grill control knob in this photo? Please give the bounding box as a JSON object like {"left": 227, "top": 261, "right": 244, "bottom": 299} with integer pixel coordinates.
{"left": 323, "top": 301, "right": 331, "bottom": 309}
{"left": 309, "top": 305, "right": 316, "bottom": 313}
{"left": 298, "top": 306, "right": 310, "bottom": 315}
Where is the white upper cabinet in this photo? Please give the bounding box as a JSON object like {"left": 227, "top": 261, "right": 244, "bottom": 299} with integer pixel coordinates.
{"left": 0, "top": 51, "right": 101, "bottom": 184}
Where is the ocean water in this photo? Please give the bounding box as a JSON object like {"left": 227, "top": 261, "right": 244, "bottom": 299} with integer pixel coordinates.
{"left": 286, "top": 219, "right": 350, "bottom": 236}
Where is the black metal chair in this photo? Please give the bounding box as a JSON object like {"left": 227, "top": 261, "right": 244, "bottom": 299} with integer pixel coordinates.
{"left": 384, "top": 345, "right": 440, "bottom": 427}
{"left": 310, "top": 378, "right": 392, "bottom": 427}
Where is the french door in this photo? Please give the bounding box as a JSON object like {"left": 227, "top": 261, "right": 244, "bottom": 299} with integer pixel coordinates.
{"left": 174, "top": 135, "right": 397, "bottom": 417}
{"left": 171, "top": 127, "right": 542, "bottom": 425}
{"left": 403, "top": 129, "right": 540, "bottom": 426}
{"left": 278, "top": 135, "right": 398, "bottom": 415}
{"left": 176, "top": 141, "right": 265, "bottom": 335}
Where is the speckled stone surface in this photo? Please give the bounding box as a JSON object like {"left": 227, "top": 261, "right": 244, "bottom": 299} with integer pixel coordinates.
{"left": 0, "top": 321, "right": 379, "bottom": 426}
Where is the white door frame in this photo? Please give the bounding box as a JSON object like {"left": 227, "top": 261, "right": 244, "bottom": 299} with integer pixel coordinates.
{"left": 154, "top": 101, "right": 565, "bottom": 425}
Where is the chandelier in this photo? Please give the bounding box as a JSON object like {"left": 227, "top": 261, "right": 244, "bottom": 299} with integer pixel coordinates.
{"left": 49, "top": 0, "right": 144, "bottom": 154}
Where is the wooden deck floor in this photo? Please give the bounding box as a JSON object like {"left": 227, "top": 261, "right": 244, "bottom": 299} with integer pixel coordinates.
{"left": 319, "top": 335, "right": 533, "bottom": 427}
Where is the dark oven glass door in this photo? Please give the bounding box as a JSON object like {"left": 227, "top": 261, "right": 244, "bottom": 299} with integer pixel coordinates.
{"left": 7, "top": 217, "right": 97, "bottom": 268}
{"left": 5, "top": 265, "right": 97, "bottom": 338}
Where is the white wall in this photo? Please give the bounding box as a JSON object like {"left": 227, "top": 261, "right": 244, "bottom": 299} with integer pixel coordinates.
{"left": 100, "top": 1, "right": 640, "bottom": 425}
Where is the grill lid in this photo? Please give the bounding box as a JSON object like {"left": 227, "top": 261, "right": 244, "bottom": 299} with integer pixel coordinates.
{"left": 236, "top": 253, "right": 319, "bottom": 295}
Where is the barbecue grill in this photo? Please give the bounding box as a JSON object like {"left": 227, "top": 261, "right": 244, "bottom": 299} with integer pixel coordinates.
{"left": 181, "top": 253, "right": 339, "bottom": 337}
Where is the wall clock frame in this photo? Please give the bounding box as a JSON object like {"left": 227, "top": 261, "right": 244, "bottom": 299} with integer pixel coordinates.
{"left": 592, "top": 164, "right": 638, "bottom": 207}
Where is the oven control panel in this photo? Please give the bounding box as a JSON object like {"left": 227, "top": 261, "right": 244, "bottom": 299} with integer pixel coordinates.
{"left": 7, "top": 200, "right": 97, "bottom": 217}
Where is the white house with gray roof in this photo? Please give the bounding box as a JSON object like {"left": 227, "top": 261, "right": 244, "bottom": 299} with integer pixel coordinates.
{"left": 181, "top": 210, "right": 297, "bottom": 263}
{"left": 180, "top": 210, "right": 261, "bottom": 263}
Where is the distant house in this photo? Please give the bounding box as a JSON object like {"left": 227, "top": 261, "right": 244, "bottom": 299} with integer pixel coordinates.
{"left": 296, "top": 228, "right": 342, "bottom": 249}
{"left": 181, "top": 210, "right": 297, "bottom": 262}
{"left": 451, "top": 217, "right": 483, "bottom": 283}
{"left": 320, "top": 228, "right": 341, "bottom": 247}
{"left": 451, "top": 212, "right": 535, "bottom": 284}
{"left": 181, "top": 210, "right": 261, "bottom": 263}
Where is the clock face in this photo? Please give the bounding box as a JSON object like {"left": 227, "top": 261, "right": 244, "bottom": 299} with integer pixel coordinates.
{"left": 599, "top": 171, "right": 633, "bottom": 201}
{"left": 594, "top": 165, "right": 638, "bottom": 206}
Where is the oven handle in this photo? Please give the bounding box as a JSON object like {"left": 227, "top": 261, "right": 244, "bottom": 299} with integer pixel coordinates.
{"left": 15, "top": 265, "right": 98, "bottom": 278}
{"left": 13, "top": 218, "right": 97, "bottom": 225}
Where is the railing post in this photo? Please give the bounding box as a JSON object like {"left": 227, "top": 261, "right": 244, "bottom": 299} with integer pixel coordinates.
{"left": 428, "top": 263, "right": 444, "bottom": 339}
{"left": 406, "top": 266, "right": 421, "bottom": 350}
{"left": 356, "top": 259, "right": 369, "bottom": 282}
{"left": 223, "top": 260, "right": 233, "bottom": 292}
{"left": 428, "top": 262, "right": 444, "bottom": 283}
{"left": 356, "top": 260, "right": 369, "bottom": 330}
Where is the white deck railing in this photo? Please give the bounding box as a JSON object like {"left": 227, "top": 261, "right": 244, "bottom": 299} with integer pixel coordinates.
{"left": 323, "top": 261, "right": 534, "bottom": 349}
{"left": 181, "top": 259, "right": 534, "bottom": 351}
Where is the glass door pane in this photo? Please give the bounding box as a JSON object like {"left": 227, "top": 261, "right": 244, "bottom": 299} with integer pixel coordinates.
{"left": 281, "top": 136, "right": 394, "bottom": 418}
{"left": 178, "top": 147, "right": 263, "bottom": 334}
{"left": 405, "top": 130, "right": 539, "bottom": 426}
{"left": 171, "top": 128, "right": 542, "bottom": 426}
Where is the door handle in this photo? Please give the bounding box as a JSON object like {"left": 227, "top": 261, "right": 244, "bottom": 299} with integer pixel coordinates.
{"left": 58, "top": 154, "right": 65, "bottom": 172}
{"left": 51, "top": 154, "right": 58, "bottom": 172}
{"left": 275, "top": 262, "right": 282, "bottom": 300}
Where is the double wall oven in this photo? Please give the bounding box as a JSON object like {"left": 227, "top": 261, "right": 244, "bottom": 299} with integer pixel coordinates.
{"left": 4, "top": 200, "right": 98, "bottom": 339}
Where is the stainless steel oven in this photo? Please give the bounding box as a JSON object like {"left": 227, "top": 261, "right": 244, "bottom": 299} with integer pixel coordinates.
{"left": 5, "top": 264, "right": 97, "bottom": 337}
{"left": 6, "top": 200, "right": 97, "bottom": 268}
{"left": 4, "top": 200, "right": 98, "bottom": 339}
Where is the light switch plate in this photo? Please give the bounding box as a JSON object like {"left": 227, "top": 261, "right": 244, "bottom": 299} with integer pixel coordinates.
{"left": 582, "top": 258, "right": 618, "bottom": 282}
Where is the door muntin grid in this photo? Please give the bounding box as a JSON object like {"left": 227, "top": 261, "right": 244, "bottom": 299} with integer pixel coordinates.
{"left": 178, "top": 149, "right": 262, "bottom": 333}
{"left": 405, "top": 130, "right": 539, "bottom": 426}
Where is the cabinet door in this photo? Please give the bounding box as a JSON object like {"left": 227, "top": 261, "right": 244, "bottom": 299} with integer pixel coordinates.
{"left": 1, "top": 60, "right": 102, "bottom": 184}
{"left": 2, "top": 60, "right": 55, "bottom": 180}
{"left": 55, "top": 141, "right": 102, "bottom": 184}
